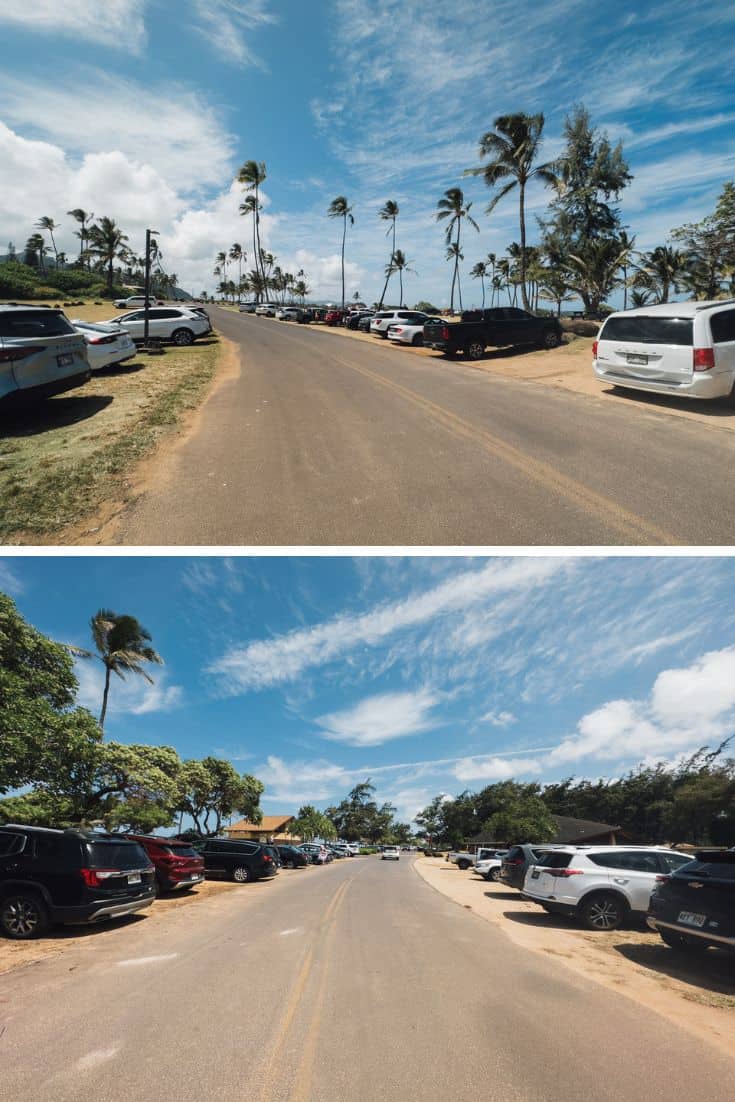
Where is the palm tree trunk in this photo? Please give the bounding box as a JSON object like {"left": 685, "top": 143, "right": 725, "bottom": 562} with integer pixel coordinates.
{"left": 519, "top": 182, "right": 530, "bottom": 311}
{"left": 100, "top": 664, "right": 112, "bottom": 729}
{"left": 455, "top": 222, "right": 462, "bottom": 312}
{"left": 399, "top": 267, "right": 403, "bottom": 307}
{"left": 107, "top": 256, "right": 114, "bottom": 293}
{"left": 623, "top": 264, "right": 628, "bottom": 311}
{"left": 481, "top": 276, "right": 485, "bottom": 309}
{"left": 341, "top": 215, "right": 346, "bottom": 308}
{"left": 378, "top": 268, "right": 391, "bottom": 310}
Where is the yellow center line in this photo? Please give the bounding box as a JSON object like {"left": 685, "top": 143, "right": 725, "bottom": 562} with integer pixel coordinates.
{"left": 332, "top": 355, "right": 679, "bottom": 546}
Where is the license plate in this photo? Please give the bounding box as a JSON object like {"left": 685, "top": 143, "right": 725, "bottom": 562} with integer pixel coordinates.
{"left": 677, "top": 911, "right": 706, "bottom": 927}
{"left": 531, "top": 869, "right": 540, "bottom": 879}
{"left": 57, "top": 353, "right": 74, "bottom": 367}
{"left": 128, "top": 872, "right": 142, "bottom": 885}
{"left": 627, "top": 353, "right": 648, "bottom": 365}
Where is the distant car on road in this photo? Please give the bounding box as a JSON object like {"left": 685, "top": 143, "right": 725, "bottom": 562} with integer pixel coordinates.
{"left": 70, "top": 319, "right": 136, "bottom": 371}
{"left": 0, "top": 305, "right": 90, "bottom": 405}
{"left": 255, "top": 303, "right": 278, "bottom": 317}
{"left": 239, "top": 302, "right": 257, "bottom": 313}
{"left": 382, "top": 846, "right": 400, "bottom": 861}
{"left": 113, "top": 295, "right": 160, "bottom": 309}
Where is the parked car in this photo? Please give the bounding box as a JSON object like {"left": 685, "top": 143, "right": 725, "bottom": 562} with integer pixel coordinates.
{"left": 124, "top": 835, "right": 205, "bottom": 894}
{"left": 324, "top": 309, "right": 346, "bottom": 326}
{"left": 499, "top": 844, "right": 559, "bottom": 890}
{"left": 522, "top": 845, "right": 694, "bottom": 931}
{"left": 387, "top": 316, "right": 443, "bottom": 347}
{"left": 358, "top": 314, "right": 375, "bottom": 333}
{"left": 299, "top": 843, "right": 332, "bottom": 864}
{"left": 476, "top": 855, "right": 506, "bottom": 882}
{"left": 275, "top": 845, "right": 309, "bottom": 868}
{"left": 0, "top": 305, "right": 90, "bottom": 405}
{"left": 255, "top": 303, "right": 278, "bottom": 317}
{"left": 113, "top": 295, "right": 160, "bottom": 309}
{"left": 424, "top": 307, "right": 562, "bottom": 360}
{"left": 593, "top": 300, "right": 735, "bottom": 400}
{"left": 447, "top": 847, "right": 504, "bottom": 870}
{"left": 0, "top": 825, "right": 155, "bottom": 940}
{"left": 648, "top": 848, "right": 735, "bottom": 953}
{"left": 108, "top": 306, "right": 210, "bottom": 346}
{"left": 344, "top": 310, "right": 374, "bottom": 330}
{"left": 370, "top": 310, "right": 429, "bottom": 338}
{"left": 239, "top": 302, "right": 258, "bottom": 313}
{"left": 197, "top": 838, "right": 278, "bottom": 883}
{"left": 70, "top": 320, "right": 137, "bottom": 372}
{"left": 382, "top": 846, "right": 400, "bottom": 861}
{"left": 281, "top": 306, "right": 311, "bottom": 323}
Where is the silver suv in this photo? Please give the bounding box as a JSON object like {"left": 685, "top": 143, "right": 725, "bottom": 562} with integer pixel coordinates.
{"left": 522, "top": 845, "right": 694, "bottom": 930}
{"left": 108, "top": 306, "right": 209, "bottom": 346}
{"left": 0, "top": 305, "right": 90, "bottom": 405}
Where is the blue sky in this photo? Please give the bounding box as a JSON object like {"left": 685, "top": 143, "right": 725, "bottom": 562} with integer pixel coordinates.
{"left": 1, "top": 1, "right": 734, "bottom": 307}
{"left": 3, "top": 555, "right": 735, "bottom": 824}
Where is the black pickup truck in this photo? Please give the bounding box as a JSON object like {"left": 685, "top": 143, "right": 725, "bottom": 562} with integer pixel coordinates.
{"left": 424, "top": 307, "right": 562, "bottom": 360}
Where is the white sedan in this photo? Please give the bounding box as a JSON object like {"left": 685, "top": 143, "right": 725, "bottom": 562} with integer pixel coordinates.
{"left": 70, "top": 320, "right": 137, "bottom": 371}
{"left": 387, "top": 316, "right": 442, "bottom": 347}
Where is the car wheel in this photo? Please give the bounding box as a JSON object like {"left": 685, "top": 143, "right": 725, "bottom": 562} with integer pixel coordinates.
{"left": 457, "top": 860, "right": 472, "bottom": 871}
{"left": 466, "top": 341, "right": 485, "bottom": 360}
{"left": 658, "top": 928, "right": 710, "bottom": 953}
{"left": 1, "top": 892, "right": 50, "bottom": 940}
{"left": 412, "top": 334, "right": 423, "bottom": 347}
{"left": 171, "top": 328, "right": 195, "bottom": 346}
{"left": 488, "top": 867, "right": 502, "bottom": 882}
{"left": 579, "top": 892, "right": 627, "bottom": 931}
{"left": 541, "top": 329, "right": 560, "bottom": 349}
{"left": 232, "top": 866, "right": 252, "bottom": 883}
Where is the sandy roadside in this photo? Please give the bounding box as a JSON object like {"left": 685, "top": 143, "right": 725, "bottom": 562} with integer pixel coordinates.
{"left": 413, "top": 857, "right": 735, "bottom": 1062}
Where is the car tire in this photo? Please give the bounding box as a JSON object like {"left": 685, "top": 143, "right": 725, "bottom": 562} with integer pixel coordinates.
{"left": 658, "top": 928, "right": 710, "bottom": 953}
{"left": 541, "top": 329, "right": 560, "bottom": 349}
{"left": 466, "top": 341, "right": 485, "bottom": 360}
{"left": 579, "top": 891, "right": 627, "bottom": 931}
{"left": 171, "top": 328, "right": 195, "bottom": 346}
{"left": 412, "top": 334, "right": 423, "bottom": 347}
{"left": 1, "top": 891, "right": 50, "bottom": 940}
{"left": 488, "top": 867, "right": 502, "bottom": 882}
{"left": 457, "top": 860, "right": 472, "bottom": 870}
{"left": 232, "top": 866, "right": 252, "bottom": 883}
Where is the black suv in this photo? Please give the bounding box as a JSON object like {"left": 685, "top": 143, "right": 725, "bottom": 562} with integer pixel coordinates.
{"left": 648, "top": 848, "right": 734, "bottom": 954}
{"left": 275, "top": 845, "right": 308, "bottom": 868}
{"left": 0, "top": 825, "right": 155, "bottom": 940}
{"left": 198, "top": 838, "right": 279, "bottom": 883}
{"left": 500, "top": 844, "right": 558, "bottom": 890}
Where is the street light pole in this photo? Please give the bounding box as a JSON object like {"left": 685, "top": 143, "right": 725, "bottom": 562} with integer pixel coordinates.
{"left": 143, "top": 229, "right": 159, "bottom": 348}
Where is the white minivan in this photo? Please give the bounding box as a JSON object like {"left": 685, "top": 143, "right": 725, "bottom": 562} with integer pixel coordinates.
{"left": 0, "top": 305, "right": 90, "bottom": 404}
{"left": 593, "top": 300, "right": 735, "bottom": 400}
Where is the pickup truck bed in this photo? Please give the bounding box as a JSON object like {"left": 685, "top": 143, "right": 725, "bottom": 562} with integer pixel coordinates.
{"left": 424, "top": 307, "right": 562, "bottom": 360}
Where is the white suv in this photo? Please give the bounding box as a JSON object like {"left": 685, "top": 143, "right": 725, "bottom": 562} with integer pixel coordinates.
{"left": 255, "top": 303, "right": 277, "bottom": 317}
{"left": 108, "top": 307, "right": 209, "bottom": 346}
{"left": 381, "top": 846, "right": 400, "bottom": 861}
{"left": 370, "top": 309, "right": 428, "bottom": 338}
{"left": 593, "top": 299, "right": 735, "bottom": 400}
{"left": 522, "top": 846, "right": 694, "bottom": 930}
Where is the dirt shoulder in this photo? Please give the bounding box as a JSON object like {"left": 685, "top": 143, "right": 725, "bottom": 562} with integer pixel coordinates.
{"left": 1, "top": 307, "right": 233, "bottom": 544}
{"left": 414, "top": 857, "right": 735, "bottom": 1062}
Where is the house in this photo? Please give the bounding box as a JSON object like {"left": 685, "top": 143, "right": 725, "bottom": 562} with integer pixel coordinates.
{"left": 224, "top": 815, "right": 301, "bottom": 844}
{"left": 467, "top": 814, "right": 621, "bottom": 851}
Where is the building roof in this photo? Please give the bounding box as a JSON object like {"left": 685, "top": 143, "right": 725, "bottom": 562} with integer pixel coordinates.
{"left": 468, "top": 814, "right": 621, "bottom": 846}
{"left": 226, "top": 815, "right": 295, "bottom": 833}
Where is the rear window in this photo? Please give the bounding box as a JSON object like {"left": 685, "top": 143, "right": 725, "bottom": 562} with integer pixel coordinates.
{"left": 599, "top": 315, "right": 693, "bottom": 346}
{"left": 85, "top": 840, "right": 148, "bottom": 868}
{"left": 710, "top": 310, "right": 735, "bottom": 344}
{"left": 165, "top": 845, "right": 199, "bottom": 858}
{"left": 505, "top": 847, "right": 525, "bottom": 861}
{"left": 681, "top": 857, "right": 735, "bottom": 880}
{"left": 0, "top": 310, "right": 76, "bottom": 339}
{"left": 535, "top": 851, "right": 572, "bottom": 868}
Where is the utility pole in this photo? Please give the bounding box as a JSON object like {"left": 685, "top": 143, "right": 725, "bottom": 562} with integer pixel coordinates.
{"left": 143, "top": 229, "right": 159, "bottom": 348}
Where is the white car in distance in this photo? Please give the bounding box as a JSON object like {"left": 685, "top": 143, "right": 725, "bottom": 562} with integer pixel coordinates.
{"left": 381, "top": 846, "right": 400, "bottom": 861}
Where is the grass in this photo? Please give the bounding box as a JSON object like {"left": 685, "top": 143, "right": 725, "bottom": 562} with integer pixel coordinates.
{"left": 0, "top": 301, "right": 222, "bottom": 542}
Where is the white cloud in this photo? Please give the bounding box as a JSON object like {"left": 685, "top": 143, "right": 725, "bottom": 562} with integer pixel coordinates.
{"left": 651, "top": 647, "right": 735, "bottom": 726}
{"left": 479, "top": 710, "right": 516, "bottom": 728}
{"left": 315, "top": 688, "right": 440, "bottom": 747}
{"left": 0, "top": 562, "right": 24, "bottom": 596}
{"left": 0, "top": 0, "right": 146, "bottom": 52}
{"left": 74, "top": 660, "right": 183, "bottom": 720}
{"left": 209, "top": 558, "right": 569, "bottom": 693}
{"left": 190, "top": 0, "right": 278, "bottom": 67}
{"left": 453, "top": 754, "right": 542, "bottom": 782}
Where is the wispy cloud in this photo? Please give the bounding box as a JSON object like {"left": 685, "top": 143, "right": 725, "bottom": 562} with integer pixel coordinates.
{"left": 315, "top": 688, "right": 440, "bottom": 747}
{"left": 74, "top": 661, "right": 183, "bottom": 721}
{"left": 0, "top": 0, "right": 147, "bottom": 53}
{"left": 190, "top": 0, "right": 278, "bottom": 67}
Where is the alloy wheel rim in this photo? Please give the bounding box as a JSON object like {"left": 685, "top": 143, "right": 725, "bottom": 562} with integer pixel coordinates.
{"left": 589, "top": 899, "right": 619, "bottom": 929}
{"left": 233, "top": 868, "right": 249, "bottom": 882}
{"left": 4, "top": 899, "right": 39, "bottom": 936}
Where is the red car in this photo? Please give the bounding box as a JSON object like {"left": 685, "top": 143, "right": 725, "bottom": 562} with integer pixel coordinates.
{"left": 125, "top": 835, "right": 205, "bottom": 894}
{"left": 324, "top": 309, "right": 345, "bottom": 326}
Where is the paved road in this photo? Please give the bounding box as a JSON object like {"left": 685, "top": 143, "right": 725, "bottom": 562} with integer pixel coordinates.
{"left": 110, "top": 310, "right": 735, "bottom": 545}
{"left": 2, "top": 857, "right": 733, "bottom": 1102}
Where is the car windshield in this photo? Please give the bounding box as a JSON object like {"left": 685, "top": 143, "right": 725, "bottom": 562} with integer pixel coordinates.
{"left": 600, "top": 315, "right": 693, "bottom": 345}
{"left": 165, "top": 845, "right": 199, "bottom": 858}
{"left": 0, "top": 310, "right": 76, "bottom": 338}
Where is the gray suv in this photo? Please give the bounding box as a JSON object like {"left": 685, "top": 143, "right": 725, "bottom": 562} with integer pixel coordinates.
{"left": 0, "top": 305, "right": 90, "bottom": 405}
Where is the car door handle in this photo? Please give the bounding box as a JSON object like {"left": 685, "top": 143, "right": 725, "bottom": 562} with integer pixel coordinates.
{"left": 613, "top": 877, "right": 629, "bottom": 884}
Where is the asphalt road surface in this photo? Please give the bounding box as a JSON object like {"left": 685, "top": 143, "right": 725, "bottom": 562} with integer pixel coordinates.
{"left": 111, "top": 311, "right": 735, "bottom": 545}
{"left": 2, "top": 856, "right": 733, "bottom": 1102}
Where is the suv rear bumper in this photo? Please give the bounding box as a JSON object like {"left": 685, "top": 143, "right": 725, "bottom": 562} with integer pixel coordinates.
{"left": 647, "top": 916, "right": 734, "bottom": 949}
{"left": 53, "top": 892, "right": 155, "bottom": 925}
{"left": 1, "top": 369, "right": 91, "bottom": 405}
{"left": 594, "top": 362, "right": 733, "bottom": 400}
{"left": 522, "top": 892, "right": 576, "bottom": 915}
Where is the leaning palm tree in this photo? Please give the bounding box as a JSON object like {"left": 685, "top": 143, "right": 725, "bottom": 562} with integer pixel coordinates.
{"left": 237, "top": 160, "right": 267, "bottom": 284}
{"left": 327, "top": 196, "right": 354, "bottom": 309}
{"left": 470, "top": 261, "right": 488, "bottom": 308}
{"left": 229, "top": 243, "right": 244, "bottom": 293}
{"left": 388, "top": 249, "right": 415, "bottom": 307}
{"left": 24, "top": 233, "right": 46, "bottom": 271}
{"left": 67, "top": 209, "right": 94, "bottom": 268}
{"left": 79, "top": 610, "right": 163, "bottom": 730}
{"left": 436, "top": 187, "right": 478, "bottom": 312}
{"left": 87, "top": 218, "right": 130, "bottom": 294}
{"left": 486, "top": 253, "right": 497, "bottom": 305}
{"left": 35, "top": 216, "right": 59, "bottom": 268}
{"left": 377, "top": 200, "right": 400, "bottom": 308}
{"left": 465, "top": 113, "right": 557, "bottom": 311}
{"left": 216, "top": 250, "right": 228, "bottom": 285}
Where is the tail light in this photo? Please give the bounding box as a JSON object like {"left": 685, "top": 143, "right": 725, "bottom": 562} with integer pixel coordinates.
{"left": 507, "top": 858, "right": 524, "bottom": 865}
{"left": 262, "top": 854, "right": 272, "bottom": 863}
{"left": 592, "top": 340, "right": 598, "bottom": 358}
{"left": 655, "top": 874, "right": 670, "bottom": 883}
{"left": 0, "top": 345, "right": 46, "bottom": 363}
{"left": 441, "top": 326, "right": 450, "bottom": 340}
{"left": 544, "top": 868, "right": 584, "bottom": 878}
{"left": 394, "top": 327, "right": 403, "bottom": 333}
{"left": 80, "top": 867, "right": 121, "bottom": 887}
{"left": 693, "top": 347, "right": 715, "bottom": 371}
{"left": 86, "top": 334, "right": 118, "bottom": 345}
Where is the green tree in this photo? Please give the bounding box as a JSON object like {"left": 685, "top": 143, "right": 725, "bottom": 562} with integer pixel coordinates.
{"left": 24, "top": 233, "right": 46, "bottom": 270}
{"left": 67, "top": 208, "right": 94, "bottom": 268}
{"left": 79, "top": 610, "right": 163, "bottom": 729}
{"left": 377, "top": 199, "right": 400, "bottom": 308}
{"left": 470, "top": 260, "right": 488, "bottom": 308}
{"left": 638, "top": 245, "right": 688, "bottom": 304}
{"left": 479, "top": 781, "right": 556, "bottom": 843}
{"left": 671, "top": 181, "right": 735, "bottom": 299}
{"left": 326, "top": 780, "right": 396, "bottom": 842}
{"left": 436, "top": 187, "right": 478, "bottom": 312}
{"left": 87, "top": 217, "right": 130, "bottom": 294}
{"left": 414, "top": 795, "right": 449, "bottom": 845}
{"left": 292, "top": 804, "right": 337, "bottom": 841}
{"left": 238, "top": 160, "right": 267, "bottom": 286}
{"left": 327, "top": 195, "right": 354, "bottom": 309}
{"left": 174, "top": 757, "right": 264, "bottom": 836}
{"left": 388, "top": 248, "right": 415, "bottom": 307}
{"left": 35, "top": 216, "right": 59, "bottom": 268}
{"left": 465, "top": 113, "right": 558, "bottom": 311}
{"left": 414, "top": 300, "right": 440, "bottom": 313}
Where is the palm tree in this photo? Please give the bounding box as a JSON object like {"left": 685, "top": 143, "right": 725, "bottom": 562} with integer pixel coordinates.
{"left": 470, "top": 261, "right": 488, "bottom": 308}
{"left": 327, "top": 196, "right": 354, "bottom": 309}
{"left": 639, "top": 244, "right": 687, "bottom": 304}
{"left": 377, "top": 200, "right": 399, "bottom": 308}
{"left": 617, "top": 231, "right": 636, "bottom": 310}
{"left": 229, "top": 243, "right": 244, "bottom": 295}
{"left": 436, "top": 187, "right": 478, "bottom": 312}
{"left": 465, "top": 113, "right": 557, "bottom": 311}
{"left": 24, "top": 233, "right": 46, "bottom": 270}
{"left": 237, "top": 160, "right": 267, "bottom": 284}
{"left": 87, "top": 218, "right": 129, "bottom": 294}
{"left": 36, "top": 216, "right": 59, "bottom": 268}
{"left": 67, "top": 208, "right": 94, "bottom": 268}
{"left": 388, "top": 249, "right": 415, "bottom": 307}
{"left": 216, "top": 250, "right": 228, "bottom": 285}
{"left": 630, "top": 288, "right": 653, "bottom": 308}
{"left": 80, "top": 610, "right": 163, "bottom": 730}
{"left": 486, "top": 253, "right": 497, "bottom": 305}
